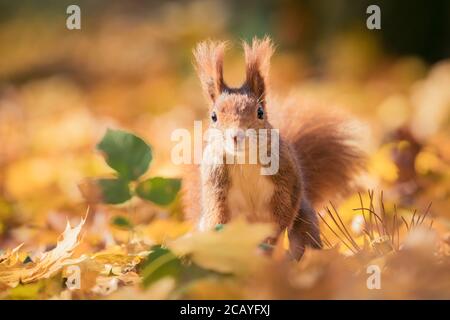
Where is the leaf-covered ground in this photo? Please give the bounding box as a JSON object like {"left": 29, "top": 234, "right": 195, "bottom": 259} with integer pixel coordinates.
{"left": 0, "top": 1, "right": 450, "bottom": 299}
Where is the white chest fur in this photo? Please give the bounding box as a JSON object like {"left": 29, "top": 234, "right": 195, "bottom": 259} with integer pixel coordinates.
{"left": 227, "top": 164, "right": 275, "bottom": 222}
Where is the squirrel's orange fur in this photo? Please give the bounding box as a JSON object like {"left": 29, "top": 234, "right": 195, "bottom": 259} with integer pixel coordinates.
{"left": 182, "top": 37, "right": 365, "bottom": 259}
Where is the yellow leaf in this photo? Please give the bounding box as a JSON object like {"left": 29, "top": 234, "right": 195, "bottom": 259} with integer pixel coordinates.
{"left": 8, "top": 281, "right": 43, "bottom": 300}
{"left": 0, "top": 217, "right": 86, "bottom": 287}
{"left": 91, "top": 245, "right": 148, "bottom": 276}
{"left": 180, "top": 278, "right": 244, "bottom": 299}
{"left": 140, "top": 219, "right": 192, "bottom": 244}
{"left": 107, "top": 278, "right": 175, "bottom": 300}
{"left": 0, "top": 244, "right": 23, "bottom": 267}
{"left": 168, "top": 219, "right": 273, "bottom": 274}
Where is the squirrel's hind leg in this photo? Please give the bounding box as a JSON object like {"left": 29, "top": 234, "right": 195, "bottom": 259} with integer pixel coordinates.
{"left": 288, "top": 199, "right": 322, "bottom": 260}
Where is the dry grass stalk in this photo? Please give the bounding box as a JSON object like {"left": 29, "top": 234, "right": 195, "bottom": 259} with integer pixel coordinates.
{"left": 319, "top": 190, "right": 433, "bottom": 255}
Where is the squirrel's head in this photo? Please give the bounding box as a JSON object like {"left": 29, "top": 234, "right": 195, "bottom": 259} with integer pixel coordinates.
{"left": 193, "top": 37, "right": 274, "bottom": 153}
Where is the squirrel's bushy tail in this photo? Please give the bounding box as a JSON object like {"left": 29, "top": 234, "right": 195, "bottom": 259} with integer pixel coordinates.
{"left": 270, "top": 97, "right": 367, "bottom": 208}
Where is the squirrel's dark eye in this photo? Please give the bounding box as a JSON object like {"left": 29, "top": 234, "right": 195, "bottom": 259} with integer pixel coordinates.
{"left": 211, "top": 111, "right": 217, "bottom": 122}
{"left": 257, "top": 106, "right": 264, "bottom": 120}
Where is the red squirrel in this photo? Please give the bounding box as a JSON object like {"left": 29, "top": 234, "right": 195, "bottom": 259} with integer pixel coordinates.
{"left": 182, "top": 37, "right": 365, "bottom": 259}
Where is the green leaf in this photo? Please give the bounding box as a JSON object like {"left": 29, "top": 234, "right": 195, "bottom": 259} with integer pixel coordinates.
{"left": 97, "top": 178, "right": 131, "bottom": 204}
{"left": 97, "top": 129, "right": 152, "bottom": 181}
{"left": 140, "top": 246, "right": 217, "bottom": 289}
{"left": 259, "top": 242, "right": 274, "bottom": 251}
{"left": 214, "top": 224, "right": 224, "bottom": 232}
{"left": 178, "top": 262, "right": 221, "bottom": 285}
{"left": 136, "top": 177, "right": 181, "bottom": 206}
{"left": 141, "top": 245, "right": 182, "bottom": 288}
{"left": 23, "top": 256, "right": 33, "bottom": 264}
{"left": 111, "top": 215, "right": 133, "bottom": 229}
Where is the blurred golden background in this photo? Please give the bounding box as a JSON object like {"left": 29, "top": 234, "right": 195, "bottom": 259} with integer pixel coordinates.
{"left": 0, "top": 0, "right": 449, "bottom": 299}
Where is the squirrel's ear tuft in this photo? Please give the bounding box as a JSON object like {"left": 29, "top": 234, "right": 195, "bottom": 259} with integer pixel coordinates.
{"left": 193, "top": 40, "right": 228, "bottom": 104}
{"left": 243, "top": 36, "right": 274, "bottom": 106}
